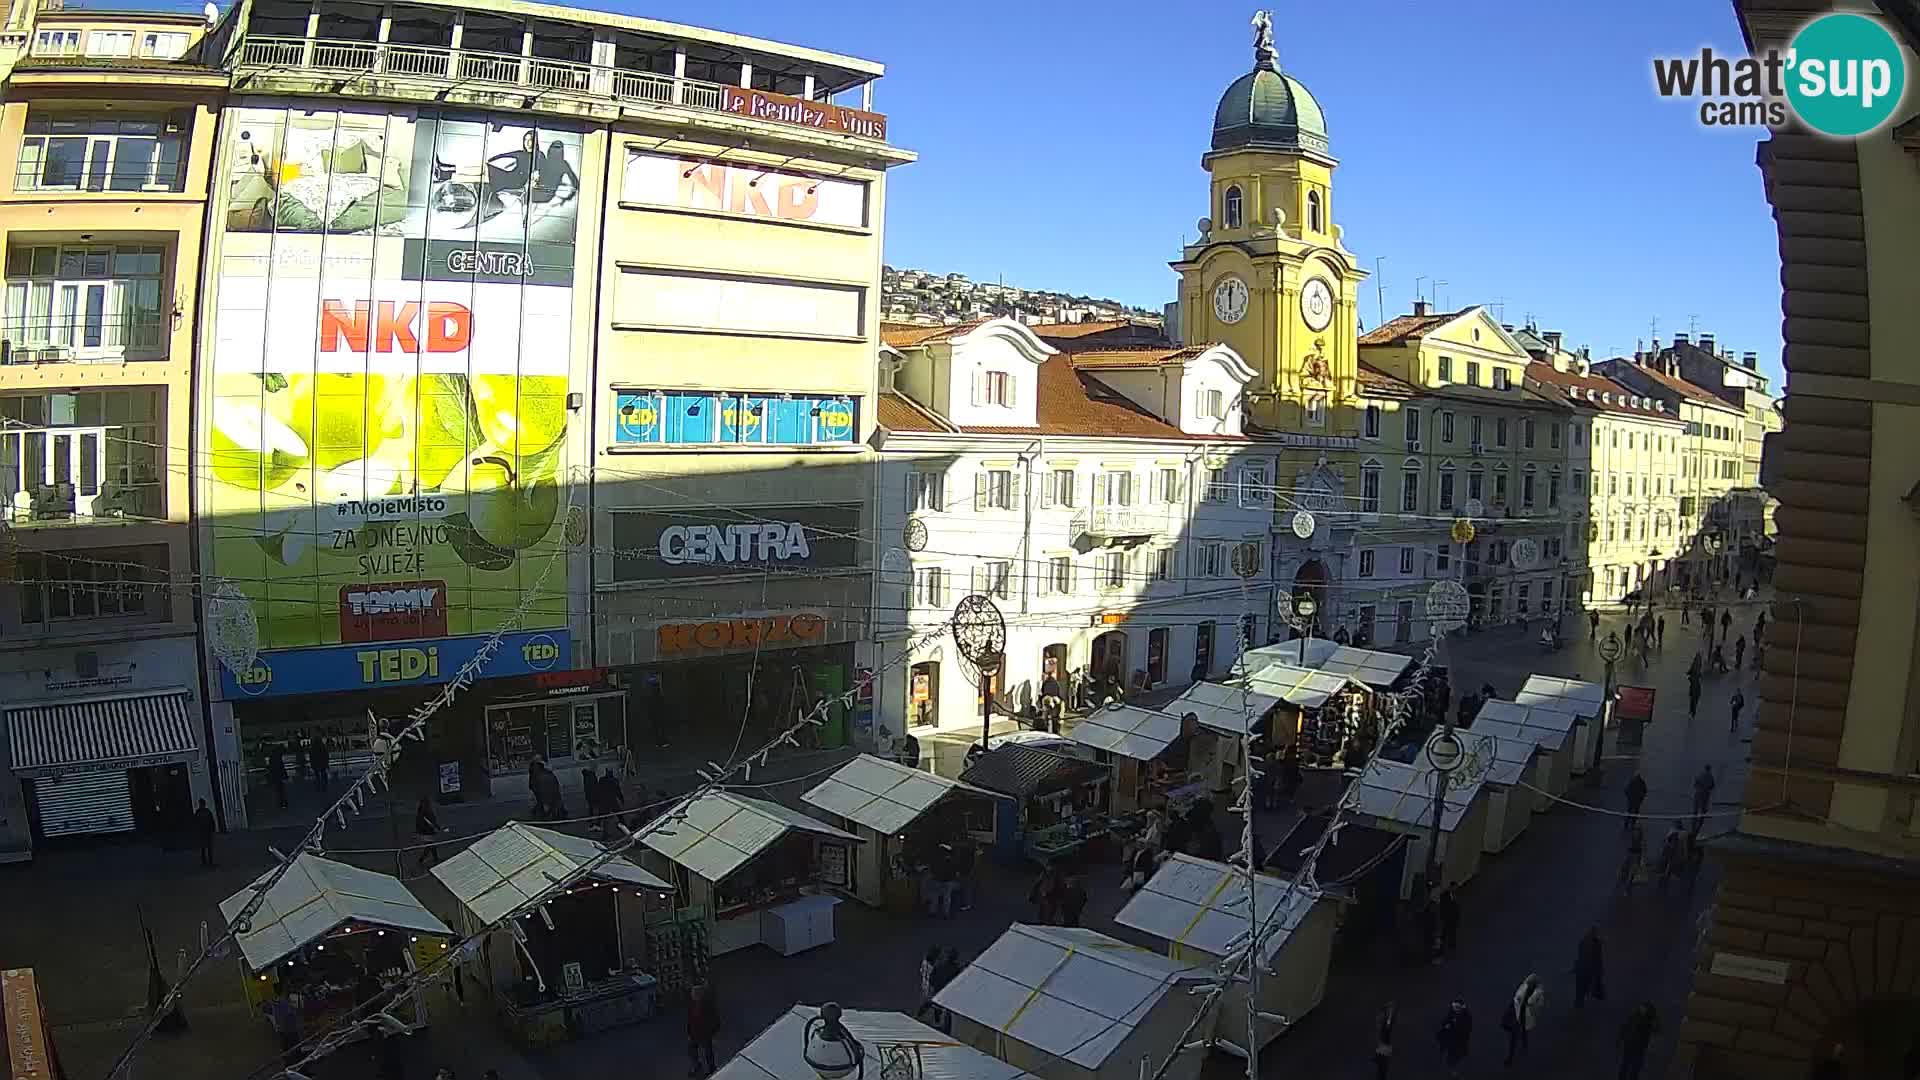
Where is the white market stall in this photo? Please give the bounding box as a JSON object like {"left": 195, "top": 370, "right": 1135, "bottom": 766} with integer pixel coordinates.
{"left": 934, "top": 923, "right": 1213, "bottom": 1080}
{"left": 428, "top": 822, "right": 673, "bottom": 1046}
{"left": 1475, "top": 699, "right": 1575, "bottom": 809}
{"left": 1348, "top": 759, "right": 1490, "bottom": 898}
{"left": 716, "top": 1005, "right": 1042, "bottom": 1080}
{"left": 1070, "top": 704, "right": 1190, "bottom": 809}
{"left": 222, "top": 853, "right": 454, "bottom": 1040}
{"left": 802, "top": 754, "right": 995, "bottom": 909}
{"left": 638, "top": 791, "right": 861, "bottom": 958}
{"left": 1245, "top": 663, "right": 1375, "bottom": 770}
{"left": 1112, "top": 853, "right": 1335, "bottom": 1057}
{"left": 1516, "top": 675, "right": 1607, "bottom": 775}
{"left": 1162, "top": 683, "right": 1280, "bottom": 794}
{"left": 1457, "top": 722, "right": 1546, "bottom": 854}
{"left": 1243, "top": 640, "right": 1416, "bottom": 690}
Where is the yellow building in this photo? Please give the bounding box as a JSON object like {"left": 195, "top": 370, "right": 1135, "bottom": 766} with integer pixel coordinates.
{"left": 0, "top": 0, "right": 223, "bottom": 859}
{"left": 186, "top": 0, "right": 910, "bottom": 827}
{"left": 1671, "top": 3, "right": 1920, "bottom": 1077}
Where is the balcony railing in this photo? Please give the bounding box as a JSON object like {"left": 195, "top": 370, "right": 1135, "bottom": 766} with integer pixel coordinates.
{"left": 0, "top": 425, "right": 163, "bottom": 524}
{"left": 1, "top": 314, "right": 170, "bottom": 363}
{"left": 1072, "top": 506, "right": 1167, "bottom": 543}
{"left": 236, "top": 36, "right": 873, "bottom": 140}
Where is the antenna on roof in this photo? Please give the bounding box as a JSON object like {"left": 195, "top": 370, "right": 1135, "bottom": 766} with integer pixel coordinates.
{"left": 1373, "top": 256, "right": 1387, "bottom": 328}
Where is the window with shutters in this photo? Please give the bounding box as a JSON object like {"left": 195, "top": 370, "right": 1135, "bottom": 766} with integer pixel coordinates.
{"left": 1152, "top": 547, "right": 1174, "bottom": 582}
{"left": 1157, "top": 467, "right": 1181, "bottom": 505}
{"left": 1360, "top": 464, "right": 1381, "bottom": 514}
{"left": 1359, "top": 548, "right": 1376, "bottom": 577}
{"left": 1493, "top": 368, "right": 1511, "bottom": 391}
{"left": 978, "top": 560, "right": 1013, "bottom": 600}
{"left": 907, "top": 470, "right": 944, "bottom": 512}
{"left": 1436, "top": 543, "right": 1451, "bottom": 571}
{"left": 1096, "top": 470, "right": 1133, "bottom": 507}
{"left": 1438, "top": 465, "right": 1456, "bottom": 510}
{"left": 1405, "top": 408, "right": 1421, "bottom": 446}
{"left": 975, "top": 469, "right": 1015, "bottom": 511}
{"left": 1493, "top": 468, "right": 1509, "bottom": 504}
{"left": 1239, "top": 463, "right": 1270, "bottom": 507}
{"left": 1043, "top": 555, "right": 1073, "bottom": 595}
{"left": 1441, "top": 411, "right": 1456, "bottom": 444}
{"left": 980, "top": 371, "right": 1013, "bottom": 406}
{"left": 1199, "top": 388, "right": 1226, "bottom": 420}
{"left": 1495, "top": 417, "right": 1509, "bottom": 447}
{"left": 1399, "top": 547, "right": 1415, "bottom": 574}
{"left": 1468, "top": 466, "right": 1484, "bottom": 501}
{"left": 913, "top": 567, "right": 945, "bottom": 607}
{"left": 1196, "top": 541, "right": 1227, "bottom": 578}
{"left": 1550, "top": 422, "right": 1561, "bottom": 449}
{"left": 1524, "top": 418, "right": 1536, "bottom": 449}
{"left": 1401, "top": 467, "right": 1420, "bottom": 512}
{"left": 1522, "top": 466, "right": 1536, "bottom": 508}
{"left": 1202, "top": 468, "right": 1231, "bottom": 503}
{"left": 1100, "top": 550, "right": 1128, "bottom": 591}
{"left": 1363, "top": 405, "right": 1381, "bottom": 439}
{"left": 1549, "top": 471, "right": 1562, "bottom": 509}
{"left": 1042, "top": 468, "right": 1076, "bottom": 509}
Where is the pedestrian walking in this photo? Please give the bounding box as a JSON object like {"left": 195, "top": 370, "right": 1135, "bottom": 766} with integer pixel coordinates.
{"left": 1373, "top": 1001, "right": 1396, "bottom": 1079}
{"left": 1574, "top": 927, "right": 1606, "bottom": 1008}
{"left": 1028, "top": 866, "right": 1062, "bottom": 925}
{"left": 1681, "top": 603, "right": 1691, "bottom": 626}
{"left": 1625, "top": 773, "right": 1648, "bottom": 831}
{"left": 1693, "top": 765, "right": 1717, "bottom": 819}
{"left": 686, "top": 981, "right": 720, "bottom": 1077}
{"left": 267, "top": 743, "right": 290, "bottom": 810}
{"left": 1730, "top": 688, "right": 1747, "bottom": 733}
{"left": 413, "top": 796, "right": 441, "bottom": 869}
{"left": 926, "top": 844, "right": 957, "bottom": 918}
{"left": 915, "top": 946, "right": 940, "bottom": 1021}
{"left": 1437, "top": 999, "right": 1473, "bottom": 1079}
{"left": 1702, "top": 604, "right": 1715, "bottom": 639}
{"left": 1618, "top": 1003, "right": 1660, "bottom": 1080}
{"left": 1688, "top": 676, "right": 1702, "bottom": 720}
{"left": 1756, "top": 611, "right": 1767, "bottom": 642}
{"left": 1058, "top": 874, "right": 1089, "bottom": 928}
{"left": 1711, "top": 643, "right": 1728, "bottom": 674}
{"left": 1655, "top": 615, "right": 1666, "bottom": 648}
{"left": 1437, "top": 885, "right": 1461, "bottom": 958}
{"left": 309, "top": 737, "right": 330, "bottom": 793}
{"left": 1735, "top": 634, "right": 1748, "bottom": 670}
{"left": 1658, "top": 825, "right": 1685, "bottom": 894}
{"left": 1589, "top": 610, "right": 1600, "bottom": 637}
{"left": 1721, "top": 609, "right": 1733, "bottom": 642}
{"left": 1503, "top": 974, "right": 1546, "bottom": 1066}
{"left": 1619, "top": 825, "right": 1645, "bottom": 894}
{"left": 194, "top": 799, "right": 217, "bottom": 868}
{"left": 929, "top": 948, "right": 962, "bottom": 1034}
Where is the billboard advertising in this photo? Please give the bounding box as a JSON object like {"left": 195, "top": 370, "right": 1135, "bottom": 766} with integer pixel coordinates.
{"left": 607, "top": 503, "right": 862, "bottom": 581}
{"left": 208, "top": 103, "right": 584, "bottom": 694}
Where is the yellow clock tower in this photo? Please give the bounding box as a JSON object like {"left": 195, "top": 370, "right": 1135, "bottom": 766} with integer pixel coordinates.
{"left": 1171, "top": 12, "right": 1369, "bottom": 436}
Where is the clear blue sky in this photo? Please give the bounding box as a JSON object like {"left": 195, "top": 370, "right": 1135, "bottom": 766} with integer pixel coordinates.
{"left": 624, "top": 0, "right": 1785, "bottom": 385}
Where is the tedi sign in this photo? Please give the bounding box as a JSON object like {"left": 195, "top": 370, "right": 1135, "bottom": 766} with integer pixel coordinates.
{"left": 659, "top": 522, "right": 813, "bottom": 566}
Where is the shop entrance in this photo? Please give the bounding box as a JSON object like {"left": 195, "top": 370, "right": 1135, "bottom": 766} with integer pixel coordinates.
{"left": 1146, "top": 628, "right": 1169, "bottom": 686}
{"left": 130, "top": 763, "right": 193, "bottom": 838}
{"left": 1193, "top": 622, "right": 1214, "bottom": 681}
{"left": 1090, "top": 630, "right": 1127, "bottom": 683}
{"left": 908, "top": 661, "right": 939, "bottom": 729}
{"left": 1293, "top": 559, "right": 1330, "bottom": 636}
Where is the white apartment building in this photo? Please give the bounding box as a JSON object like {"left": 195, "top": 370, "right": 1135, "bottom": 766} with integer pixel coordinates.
{"left": 870, "top": 318, "right": 1279, "bottom": 747}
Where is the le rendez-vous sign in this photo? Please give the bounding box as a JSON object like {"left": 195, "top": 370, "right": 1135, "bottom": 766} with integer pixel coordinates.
{"left": 718, "top": 85, "right": 888, "bottom": 142}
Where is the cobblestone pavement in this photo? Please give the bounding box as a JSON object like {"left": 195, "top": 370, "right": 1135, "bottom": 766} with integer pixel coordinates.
{"left": 0, "top": 598, "right": 1763, "bottom": 1080}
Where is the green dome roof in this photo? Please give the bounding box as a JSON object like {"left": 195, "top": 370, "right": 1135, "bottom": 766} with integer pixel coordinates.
{"left": 1211, "top": 60, "right": 1329, "bottom": 157}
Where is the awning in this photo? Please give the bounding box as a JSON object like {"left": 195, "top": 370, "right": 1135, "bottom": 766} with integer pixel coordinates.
{"left": 431, "top": 822, "right": 672, "bottom": 925}
{"left": 1113, "top": 853, "right": 1319, "bottom": 967}
{"left": 1244, "top": 640, "right": 1414, "bottom": 688}
{"left": 1515, "top": 675, "right": 1606, "bottom": 719}
{"left": 1475, "top": 698, "right": 1576, "bottom": 749}
{"left": 5, "top": 689, "right": 199, "bottom": 778}
{"left": 1070, "top": 705, "right": 1186, "bottom": 760}
{"left": 1245, "top": 664, "right": 1361, "bottom": 709}
{"left": 221, "top": 853, "right": 451, "bottom": 972}
{"left": 1350, "top": 758, "right": 1484, "bottom": 832}
{"left": 803, "top": 754, "right": 992, "bottom": 836}
{"left": 640, "top": 791, "right": 860, "bottom": 884}
{"left": 1165, "top": 682, "right": 1279, "bottom": 737}
{"left": 1459, "top": 720, "right": 1543, "bottom": 786}
{"left": 717, "top": 1005, "right": 1042, "bottom": 1080}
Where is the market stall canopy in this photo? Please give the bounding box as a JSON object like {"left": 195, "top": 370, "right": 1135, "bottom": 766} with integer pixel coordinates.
{"left": 716, "top": 1005, "right": 1042, "bottom": 1080}
{"left": 1069, "top": 704, "right": 1187, "bottom": 760}
{"left": 1265, "top": 811, "right": 1406, "bottom": 891}
{"left": 1113, "top": 853, "right": 1319, "bottom": 968}
{"left": 958, "top": 743, "right": 1108, "bottom": 801}
{"left": 1164, "top": 682, "right": 1280, "bottom": 737}
{"left": 1245, "top": 663, "right": 1363, "bottom": 709}
{"left": 1244, "top": 640, "right": 1414, "bottom": 688}
{"left": 220, "top": 853, "right": 451, "bottom": 972}
{"left": 1475, "top": 698, "right": 1576, "bottom": 750}
{"left": 1349, "top": 759, "right": 1485, "bottom": 833}
{"left": 431, "top": 822, "right": 671, "bottom": 925}
{"left": 1457, "top": 720, "right": 1543, "bottom": 786}
{"left": 934, "top": 923, "right": 1206, "bottom": 1070}
{"left": 641, "top": 791, "right": 861, "bottom": 884}
{"left": 802, "top": 754, "right": 993, "bottom": 837}
{"left": 1516, "top": 675, "right": 1606, "bottom": 719}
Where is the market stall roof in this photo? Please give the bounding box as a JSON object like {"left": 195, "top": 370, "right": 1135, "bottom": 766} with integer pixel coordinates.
{"left": 934, "top": 923, "right": 1206, "bottom": 1069}
{"left": 1458, "top": 720, "right": 1543, "bottom": 787}
{"left": 431, "top": 822, "right": 671, "bottom": 925}
{"left": 716, "top": 1005, "right": 1042, "bottom": 1080}
{"left": 1475, "top": 698, "right": 1576, "bottom": 750}
{"left": 1516, "top": 675, "right": 1606, "bottom": 718}
{"left": 1265, "top": 811, "right": 1406, "bottom": 889}
{"left": 220, "top": 853, "right": 451, "bottom": 972}
{"left": 1165, "top": 681, "right": 1280, "bottom": 737}
{"left": 802, "top": 754, "right": 992, "bottom": 837}
{"left": 641, "top": 791, "right": 860, "bottom": 884}
{"left": 1349, "top": 759, "right": 1485, "bottom": 833}
{"left": 1113, "top": 853, "right": 1319, "bottom": 967}
{"left": 1244, "top": 640, "right": 1415, "bottom": 688}
{"left": 959, "top": 743, "right": 1107, "bottom": 800}
{"left": 1070, "top": 703, "right": 1187, "bottom": 759}
{"left": 1245, "top": 663, "right": 1363, "bottom": 709}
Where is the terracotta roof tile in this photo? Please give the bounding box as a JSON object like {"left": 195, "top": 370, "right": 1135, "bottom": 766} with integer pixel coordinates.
{"left": 876, "top": 392, "right": 955, "bottom": 433}
{"left": 1604, "top": 359, "right": 1744, "bottom": 412}
{"left": 1024, "top": 358, "right": 1190, "bottom": 438}
{"left": 880, "top": 320, "right": 982, "bottom": 348}
{"left": 1524, "top": 362, "right": 1679, "bottom": 421}
{"left": 1357, "top": 309, "right": 1469, "bottom": 346}
{"left": 1027, "top": 320, "right": 1134, "bottom": 339}
{"left": 1068, "top": 345, "right": 1210, "bottom": 370}
{"left": 1356, "top": 362, "right": 1418, "bottom": 397}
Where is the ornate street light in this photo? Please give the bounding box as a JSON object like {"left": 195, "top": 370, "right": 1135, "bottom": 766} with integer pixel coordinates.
{"left": 804, "top": 1004, "right": 866, "bottom": 1080}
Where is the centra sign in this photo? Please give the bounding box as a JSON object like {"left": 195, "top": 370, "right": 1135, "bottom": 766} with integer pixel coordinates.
{"left": 660, "top": 522, "right": 812, "bottom": 565}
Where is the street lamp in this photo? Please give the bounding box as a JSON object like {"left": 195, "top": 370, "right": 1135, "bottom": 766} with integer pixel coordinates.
{"left": 1596, "top": 631, "right": 1623, "bottom": 774}
{"left": 804, "top": 1003, "right": 866, "bottom": 1080}
{"left": 1293, "top": 593, "right": 1318, "bottom": 664}
{"left": 1423, "top": 726, "right": 1465, "bottom": 888}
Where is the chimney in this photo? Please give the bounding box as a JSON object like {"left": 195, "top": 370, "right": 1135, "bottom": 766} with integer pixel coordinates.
{"left": 1544, "top": 330, "right": 1563, "bottom": 352}
{"left": 1675, "top": 333, "right": 1689, "bottom": 347}
{"left": 1699, "top": 333, "right": 1715, "bottom": 354}
{"left": 1413, "top": 300, "right": 1430, "bottom": 317}
{"left": 1742, "top": 351, "right": 1758, "bottom": 365}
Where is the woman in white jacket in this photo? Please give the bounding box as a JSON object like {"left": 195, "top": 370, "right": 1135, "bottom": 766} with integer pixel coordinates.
{"left": 1504, "top": 974, "right": 1547, "bottom": 1065}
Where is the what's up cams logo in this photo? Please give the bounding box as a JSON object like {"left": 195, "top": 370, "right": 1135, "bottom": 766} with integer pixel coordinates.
{"left": 1654, "top": 12, "right": 1908, "bottom": 136}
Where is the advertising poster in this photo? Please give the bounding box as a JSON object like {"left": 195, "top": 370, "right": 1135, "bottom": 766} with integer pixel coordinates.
{"left": 209, "top": 103, "right": 583, "bottom": 698}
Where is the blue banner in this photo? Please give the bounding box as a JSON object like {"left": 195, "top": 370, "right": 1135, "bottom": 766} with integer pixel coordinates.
{"left": 220, "top": 631, "right": 570, "bottom": 699}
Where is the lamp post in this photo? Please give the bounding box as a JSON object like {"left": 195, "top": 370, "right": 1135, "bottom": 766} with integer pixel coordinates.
{"left": 1596, "top": 630, "right": 1623, "bottom": 773}
{"left": 1294, "top": 593, "right": 1318, "bottom": 665}
{"left": 1423, "top": 725, "right": 1465, "bottom": 889}
{"left": 804, "top": 1003, "right": 866, "bottom": 1080}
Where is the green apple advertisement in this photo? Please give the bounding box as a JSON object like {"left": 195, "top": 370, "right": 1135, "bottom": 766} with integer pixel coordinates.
{"left": 209, "top": 102, "right": 581, "bottom": 677}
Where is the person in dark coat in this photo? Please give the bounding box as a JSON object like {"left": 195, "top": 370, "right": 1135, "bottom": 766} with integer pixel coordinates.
{"left": 1624, "top": 773, "right": 1648, "bottom": 831}
{"left": 581, "top": 768, "right": 602, "bottom": 818}
{"left": 1720, "top": 609, "right": 1733, "bottom": 642}
{"left": 1574, "top": 926, "right": 1606, "bottom": 1008}
{"left": 1589, "top": 610, "right": 1601, "bottom": 637}
{"left": 309, "top": 737, "right": 330, "bottom": 792}
{"left": 1735, "top": 634, "right": 1748, "bottom": 669}
{"left": 1655, "top": 615, "right": 1666, "bottom": 648}
{"left": 1436, "top": 999, "right": 1473, "bottom": 1079}
{"left": 1372, "top": 1001, "right": 1396, "bottom": 1079}
{"left": 1436, "top": 885, "right": 1461, "bottom": 958}
{"left": 413, "top": 796, "right": 440, "bottom": 869}
{"left": 194, "top": 799, "right": 217, "bottom": 868}
{"left": 1058, "top": 875, "right": 1088, "bottom": 928}
{"left": 1688, "top": 674, "right": 1703, "bottom": 720}
{"left": 267, "top": 743, "right": 289, "bottom": 810}
{"left": 1028, "top": 866, "right": 1062, "bottom": 925}
{"left": 531, "top": 761, "right": 565, "bottom": 820}
{"left": 1730, "top": 689, "right": 1747, "bottom": 733}
{"left": 686, "top": 981, "right": 721, "bottom": 1077}
{"left": 1619, "top": 1003, "right": 1659, "bottom": 1080}
{"left": 928, "top": 948, "right": 962, "bottom": 1034}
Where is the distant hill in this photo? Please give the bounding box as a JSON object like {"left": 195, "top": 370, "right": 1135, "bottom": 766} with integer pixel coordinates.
{"left": 882, "top": 264, "right": 1162, "bottom": 327}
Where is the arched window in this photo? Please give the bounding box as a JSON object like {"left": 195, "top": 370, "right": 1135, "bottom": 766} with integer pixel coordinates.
{"left": 1307, "top": 190, "right": 1323, "bottom": 232}
{"left": 1223, "top": 186, "right": 1244, "bottom": 229}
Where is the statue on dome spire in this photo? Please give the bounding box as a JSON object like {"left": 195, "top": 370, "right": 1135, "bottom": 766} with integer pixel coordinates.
{"left": 1251, "top": 10, "right": 1277, "bottom": 67}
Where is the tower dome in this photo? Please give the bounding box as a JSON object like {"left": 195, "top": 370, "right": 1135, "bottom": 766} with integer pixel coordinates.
{"left": 1212, "top": 14, "right": 1328, "bottom": 157}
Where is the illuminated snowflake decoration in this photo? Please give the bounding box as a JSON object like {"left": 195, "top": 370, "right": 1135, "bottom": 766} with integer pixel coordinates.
{"left": 205, "top": 578, "right": 261, "bottom": 676}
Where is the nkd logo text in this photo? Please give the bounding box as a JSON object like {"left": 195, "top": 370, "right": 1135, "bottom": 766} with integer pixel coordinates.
{"left": 1652, "top": 14, "right": 1906, "bottom": 136}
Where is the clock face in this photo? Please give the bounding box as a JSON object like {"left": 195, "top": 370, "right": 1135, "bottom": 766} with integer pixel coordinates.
{"left": 1300, "top": 278, "right": 1335, "bottom": 332}
{"left": 1212, "top": 276, "right": 1249, "bottom": 325}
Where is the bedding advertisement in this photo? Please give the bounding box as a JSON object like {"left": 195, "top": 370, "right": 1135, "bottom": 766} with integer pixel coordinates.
{"left": 209, "top": 103, "right": 583, "bottom": 695}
